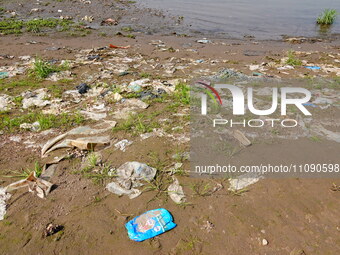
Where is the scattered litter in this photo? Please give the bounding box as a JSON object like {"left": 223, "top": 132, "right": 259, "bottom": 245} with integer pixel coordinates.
{"left": 0, "top": 72, "right": 9, "bottom": 79}
{"left": 168, "top": 177, "right": 186, "bottom": 204}
{"left": 112, "top": 108, "right": 137, "bottom": 120}
{"left": 9, "top": 136, "right": 21, "bottom": 142}
{"left": 43, "top": 223, "right": 64, "bottom": 237}
{"left": 20, "top": 122, "right": 40, "bottom": 132}
{"left": 233, "top": 130, "right": 252, "bottom": 146}
{"left": 229, "top": 172, "right": 264, "bottom": 191}
{"left": 106, "top": 162, "right": 157, "bottom": 199}
{"left": 140, "top": 132, "right": 154, "bottom": 140}
{"left": 302, "top": 103, "right": 317, "bottom": 107}
{"left": 112, "top": 92, "right": 123, "bottom": 102}
{"left": 125, "top": 208, "right": 176, "bottom": 242}
{"left": 167, "top": 163, "right": 183, "bottom": 175}
{"left": 106, "top": 182, "right": 141, "bottom": 199}
{"left": 22, "top": 89, "right": 51, "bottom": 109}
{"left": 172, "top": 151, "right": 190, "bottom": 161}
{"left": 60, "top": 16, "right": 73, "bottom": 21}
{"left": 262, "top": 239, "right": 269, "bottom": 246}
{"left": 42, "top": 133, "right": 68, "bottom": 157}
{"left": 330, "top": 183, "right": 340, "bottom": 192}
{"left": 40, "top": 164, "right": 58, "bottom": 181}
{"left": 312, "top": 96, "right": 334, "bottom": 109}
{"left": 285, "top": 37, "right": 308, "bottom": 44}
{"left": 0, "top": 94, "right": 12, "bottom": 111}
{"left": 200, "top": 220, "right": 214, "bottom": 233}
{"left": 67, "top": 122, "right": 116, "bottom": 135}
{"left": 249, "top": 65, "right": 260, "bottom": 71}
{"left": 128, "top": 79, "right": 150, "bottom": 92}
{"left": 30, "top": 8, "right": 41, "bottom": 14}
{"left": 0, "top": 187, "right": 11, "bottom": 221}
{"left": 87, "top": 55, "right": 100, "bottom": 61}
{"left": 277, "top": 65, "right": 294, "bottom": 70}
{"left": 109, "top": 44, "right": 130, "bottom": 49}
{"left": 118, "top": 71, "right": 130, "bottom": 76}
{"left": 196, "top": 38, "right": 211, "bottom": 44}
{"left": 124, "top": 98, "right": 149, "bottom": 109}
{"left": 101, "top": 18, "right": 118, "bottom": 26}
{"left": 117, "top": 161, "right": 156, "bottom": 184}
{"left": 82, "top": 15, "right": 94, "bottom": 22}
{"left": 304, "top": 66, "right": 320, "bottom": 70}
{"left": 5, "top": 172, "right": 53, "bottom": 199}
{"left": 114, "top": 139, "right": 133, "bottom": 152}
{"left": 252, "top": 72, "right": 263, "bottom": 76}
{"left": 76, "top": 83, "right": 90, "bottom": 94}
{"left": 71, "top": 136, "right": 110, "bottom": 150}
{"left": 43, "top": 136, "right": 111, "bottom": 155}
{"left": 47, "top": 70, "right": 73, "bottom": 81}
{"left": 18, "top": 56, "right": 31, "bottom": 61}
{"left": 42, "top": 122, "right": 116, "bottom": 157}
{"left": 62, "top": 90, "right": 82, "bottom": 103}
{"left": 80, "top": 110, "right": 107, "bottom": 120}
{"left": 311, "top": 124, "right": 340, "bottom": 143}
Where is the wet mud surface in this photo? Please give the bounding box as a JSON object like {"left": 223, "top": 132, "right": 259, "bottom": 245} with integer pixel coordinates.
{"left": 0, "top": 1, "right": 339, "bottom": 255}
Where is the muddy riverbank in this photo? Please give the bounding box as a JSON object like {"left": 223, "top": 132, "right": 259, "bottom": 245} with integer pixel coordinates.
{"left": 0, "top": 1, "right": 339, "bottom": 255}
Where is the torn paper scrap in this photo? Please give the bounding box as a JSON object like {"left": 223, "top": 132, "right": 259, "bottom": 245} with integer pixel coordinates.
{"left": 5, "top": 172, "right": 53, "bottom": 199}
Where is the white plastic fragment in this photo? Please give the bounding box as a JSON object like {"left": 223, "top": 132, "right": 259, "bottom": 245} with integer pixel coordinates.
{"left": 22, "top": 89, "right": 51, "bottom": 109}
{"left": 0, "top": 94, "right": 12, "bottom": 111}
{"left": 229, "top": 172, "right": 264, "bottom": 191}
{"left": 41, "top": 133, "right": 68, "bottom": 157}
{"left": 80, "top": 110, "right": 107, "bottom": 120}
{"left": 197, "top": 38, "right": 211, "bottom": 44}
{"left": 124, "top": 98, "right": 149, "bottom": 109}
{"left": 277, "top": 65, "right": 294, "bottom": 70}
{"left": 106, "top": 182, "right": 141, "bottom": 199}
{"left": 168, "top": 177, "right": 186, "bottom": 204}
{"left": 5, "top": 172, "right": 53, "bottom": 199}
{"left": 116, "top": 162, "right": 157, "bottom": 182}
{"left": 0, "top": 187, "right": 11, "bottom": 221}
{"left": 67, "top": 122, "right": 116, "bottom": 135}
{"left": 20, "top": 122, "right": 40, "bottom": 132}
{"left": 233, "top": 130, "right": 252, "bottom": 146}
{"left": 106, "top": 162, "right": 157, "bottom": 199}
{"left": 114, "top": 139, "right": 133, "bottom": 152}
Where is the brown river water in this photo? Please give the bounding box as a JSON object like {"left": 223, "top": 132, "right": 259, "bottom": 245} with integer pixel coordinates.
{"left": 138, "top": 0, "right": 340, "bottom": 39}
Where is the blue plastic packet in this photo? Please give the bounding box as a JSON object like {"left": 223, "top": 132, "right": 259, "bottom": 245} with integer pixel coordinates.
{"left": 125, "top": 208, "right": 176, "bottom": 242}
{"left": 304, "top": 66, "right": 321, "bottom": 70}
{"left": 0, "top": 72, "right": 9, "bottom": 79}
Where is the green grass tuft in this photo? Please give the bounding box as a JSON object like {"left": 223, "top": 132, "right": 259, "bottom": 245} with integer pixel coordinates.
{"left": 0, "top": 18, "right": 73, "bottom": 35}
{"left": 32, "top": 59, "right": 69, "bottom": 79}
{"left": 317, "top": 9, "right": 338, "bottom": 25}
{"left": 112, "top": 112, "right": 160, "bottom": 136}
{"left": 286, "top": 50, "right": 302, "bottom": 66}
{"left": 174, "top": 82, "right": 190, "bottom": 105}
{"left": 0, "top": 19, "right": 23, "bottom": 34}
{"left": 3, "top": 161, "right": 42, "bottom": 179}
{"left": 0, "top": 111, "right": 84, "bottom": 133}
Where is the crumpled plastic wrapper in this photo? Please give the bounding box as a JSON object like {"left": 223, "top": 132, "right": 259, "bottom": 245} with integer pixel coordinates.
{"left": 5, "top": 172, "right": 53, "bottom": 199}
